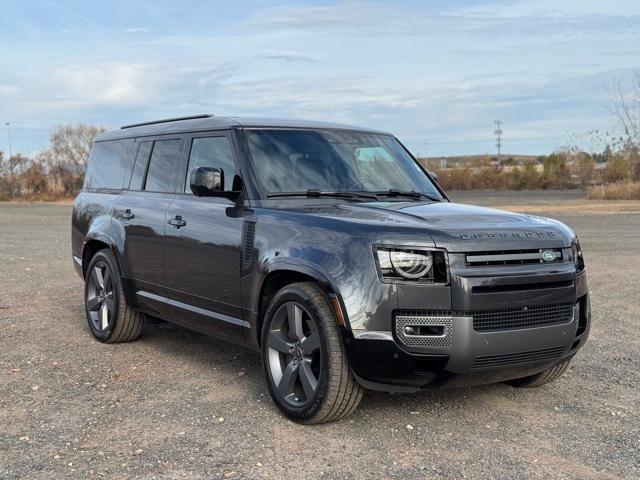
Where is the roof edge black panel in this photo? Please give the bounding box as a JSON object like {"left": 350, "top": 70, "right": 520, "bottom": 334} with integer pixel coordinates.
{"left": 121, "top": 114, "right": 213, "bottom": 129}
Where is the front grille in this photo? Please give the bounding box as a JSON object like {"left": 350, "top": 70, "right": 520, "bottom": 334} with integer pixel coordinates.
{"left": 472, "top": 346, "right": 566, "bottom": 369}
{"left": 396, "top": 304, "right": 574, "bottom": 336}
{"left": 472, "top": 304, "right": 573, "bottom": 332}
{"left": 465, "top": 248, "right": 563, "bottom": 266}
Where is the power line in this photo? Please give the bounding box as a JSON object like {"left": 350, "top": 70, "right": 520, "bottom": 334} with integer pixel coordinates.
{"left": 5, "top": 122, "right": 12, "bottom": 159}
{"left": 494, "top": 120, "right": 502, "bottom": 161}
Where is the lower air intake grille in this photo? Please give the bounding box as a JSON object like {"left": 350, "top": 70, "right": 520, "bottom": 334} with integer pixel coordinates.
{"left": 394, "top": 313, "right": 453, "bottom": 348}
{"left": 472, "top": 346, "right": 566, "bottom": 370}
{"left": 472, "top": 304, "right": 573, "bottom": 332}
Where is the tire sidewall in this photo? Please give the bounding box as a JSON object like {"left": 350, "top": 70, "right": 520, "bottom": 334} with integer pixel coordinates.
{"left": 261, "top": 285, "right": 331, "bottom": 421}
{"left": 84, "top": 250, "right": 120, "bottom": 342}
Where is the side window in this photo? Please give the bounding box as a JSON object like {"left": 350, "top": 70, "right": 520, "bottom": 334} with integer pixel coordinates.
{"left": 185, "top": 136, "right": 236, "bottom": 192}
{"left": 128, "top": 141, "right": 153, "bottom": 190}
{"left": 84, "top": 138, "right": 134, "bottom": 189}
{"left": 144, "top": 139, "right": 181, "bottom": 192}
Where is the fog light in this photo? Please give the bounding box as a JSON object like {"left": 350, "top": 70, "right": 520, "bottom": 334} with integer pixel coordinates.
{"left": 404, "top": 325, "right": 415, "bottom": 335}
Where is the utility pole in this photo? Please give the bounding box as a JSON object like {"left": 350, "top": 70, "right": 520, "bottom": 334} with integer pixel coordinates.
{"left": 494, "top": 120, "right": 502, "bottom": 162}
{"left": 5, "top": 122, "right": 12, "bottom": 159}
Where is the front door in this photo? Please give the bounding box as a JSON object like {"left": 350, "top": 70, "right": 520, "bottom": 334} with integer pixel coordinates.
{"left": 163, "top": 132, "right": 246, "bottom": 343}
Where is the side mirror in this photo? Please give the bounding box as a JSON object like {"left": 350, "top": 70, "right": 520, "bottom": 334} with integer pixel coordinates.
{"left": 190, "top": 167, "right": 223, "bottom": 196}
{"left": 428, "top": 170, "right": 439, "bottom": 182}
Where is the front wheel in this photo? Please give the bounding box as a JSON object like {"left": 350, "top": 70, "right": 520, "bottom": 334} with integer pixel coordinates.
{"left": 261, "top": 282, "right": 363, "bottom": 424}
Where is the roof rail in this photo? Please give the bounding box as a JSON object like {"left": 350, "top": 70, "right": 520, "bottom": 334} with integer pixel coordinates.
{"left": 120, "top": 114, "right": 213, "bottom": 129}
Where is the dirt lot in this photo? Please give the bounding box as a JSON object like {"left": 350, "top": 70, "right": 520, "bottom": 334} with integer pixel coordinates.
{"left": 1, "top": 192, "right": 638, "bottom": 479}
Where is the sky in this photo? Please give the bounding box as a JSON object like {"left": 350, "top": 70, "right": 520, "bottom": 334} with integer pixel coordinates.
{"left": 1, "top": 0, "right": 639, "bottom": 157}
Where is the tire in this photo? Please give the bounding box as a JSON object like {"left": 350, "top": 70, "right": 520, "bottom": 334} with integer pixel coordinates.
{"left": 261, "top": 282, "right": 363, "bottom": 424}
{"left": 84, "top": 249, "right": 144, "bottom": 343}
{"left": 506, "top": 358, "right": 572, "bottom": 388}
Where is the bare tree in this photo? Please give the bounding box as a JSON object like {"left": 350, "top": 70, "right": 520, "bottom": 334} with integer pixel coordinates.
{"left": 0, "top": 153, "right": 29, "bottom": 197}
{"left": 609, "top": 69, "right": 640, "bottom": 180}
{"left": 609, "top": 69, "right": 640, "bottom": 143}
{"left": 50, "top": 124, "right": 106, "bottom": 172}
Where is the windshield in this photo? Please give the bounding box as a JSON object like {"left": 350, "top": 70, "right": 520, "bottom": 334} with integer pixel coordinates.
{"left": 245, "top": 129, "right": 443, "bottom": 199}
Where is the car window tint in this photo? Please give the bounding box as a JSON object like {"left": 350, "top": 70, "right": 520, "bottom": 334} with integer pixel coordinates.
{"left": 128, "top": 141, "right": 152, "bottom": 190}
{"left": 246, "top": 129, "right": 442, "bottom": 198}
{"left": 354, "top": 146, "right": 414, "bottom": 191}
{"left": 84, "top": 139, "right": 134, "bottom": 189}
{"left": 245, "top": 130, "right": 357, "bottom": 192}
{"left": 185, "top": 136, "right": 236, "bottom": 192}
{"left": 144, "top": 139, "right": 181, "bottom": 192}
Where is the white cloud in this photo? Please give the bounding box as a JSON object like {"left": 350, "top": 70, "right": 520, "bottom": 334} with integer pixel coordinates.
{"left": 52, "top": 63, "right": 151, "bottom": 105}
{"left": 256, "top": 51, "right": 315, "bottom": 63}
{"left": 240, "top": 1, "right": 640, "bottom": 37}
{"left": 125, "top": 27, "right": 149, "bottom": 33}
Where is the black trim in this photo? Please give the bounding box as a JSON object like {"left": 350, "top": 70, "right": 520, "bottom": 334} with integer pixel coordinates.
{"left": 136, "top": 291, "right": 249, "bottom": 328}
{"left": 121, "top": 114, "right": 213, "bottom": 129}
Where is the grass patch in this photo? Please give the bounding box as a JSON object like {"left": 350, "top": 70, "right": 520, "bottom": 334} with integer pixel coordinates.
{"left": 587, "top": 181, "right": 640, "bottom": 200}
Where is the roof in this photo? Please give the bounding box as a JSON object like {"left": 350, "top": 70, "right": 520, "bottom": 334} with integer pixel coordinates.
{"left": 96, "top": 115, "right": 392, "bottom": 142}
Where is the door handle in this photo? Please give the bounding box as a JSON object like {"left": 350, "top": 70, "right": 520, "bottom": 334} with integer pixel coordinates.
{"left": 168, "top": 215, "right": 187, "bottom": 228}
{"left": 121, "top": 209, "right": 135, "bottom": 220}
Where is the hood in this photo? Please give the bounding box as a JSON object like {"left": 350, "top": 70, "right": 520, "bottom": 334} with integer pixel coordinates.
{"left": 272, "top": 200, "right": 575, "bottom": 252}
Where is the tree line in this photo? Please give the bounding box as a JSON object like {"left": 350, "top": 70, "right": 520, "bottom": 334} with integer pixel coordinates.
{"left": 430, "top": 68, "right": 640, "bottom": 198}
{"left": 429, "top": 143, "right": 640, "bottom": 192}
{"left": 0, "top": 124, "right": 105, "bottom": 200}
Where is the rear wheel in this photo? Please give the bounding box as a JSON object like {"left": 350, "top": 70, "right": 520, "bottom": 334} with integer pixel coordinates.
{"left": 261, "top": 282, "right": 363, "bottom": 424}
{"left": 84, "top": 250, "right": 144, "bottom": 343}
{"left": 506, "top": 358, "right": 572, "bottom": 388}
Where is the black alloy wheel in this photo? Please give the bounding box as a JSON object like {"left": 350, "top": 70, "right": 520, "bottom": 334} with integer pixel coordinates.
{"left": 265, "top": 301, "right": 322, "bottom": 407}
{"left": 261, "top": 282, "right": 363, "bottom": 424}
{"left": 86, "top": 260, "right": 116, "bottom": 333}
{"left": 84, "top": 249, "right": 144, "bottom": 343}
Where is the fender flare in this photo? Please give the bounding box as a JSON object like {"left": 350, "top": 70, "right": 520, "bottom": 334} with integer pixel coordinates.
{"left": 262, "top": 257, "right": 351, "bottom": 329}
{"left": 266, "top": 258, "right": 338, "bottom": 291}
{"left": 82, "top": 230, "right": 135, "bottom": 305}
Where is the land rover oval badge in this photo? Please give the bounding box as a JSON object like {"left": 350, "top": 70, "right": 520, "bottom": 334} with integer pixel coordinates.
{"left": 541, "top": 250, "right": 556, "bottom": 262}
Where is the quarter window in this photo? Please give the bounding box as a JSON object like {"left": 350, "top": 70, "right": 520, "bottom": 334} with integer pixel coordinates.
{"left": 144, "top": 139, "right": 181, "bottom": 192}
{"left": 84, "top": 139, "right": 134, "bottom": 189}
{"left": 185, "top": 136, "right": 236, "bottom": 192}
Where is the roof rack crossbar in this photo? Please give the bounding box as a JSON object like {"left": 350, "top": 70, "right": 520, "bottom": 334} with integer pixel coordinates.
{"left": 121, "top": 114, "right": 213, "bottom": 129}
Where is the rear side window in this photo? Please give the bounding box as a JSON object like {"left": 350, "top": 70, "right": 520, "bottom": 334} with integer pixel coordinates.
{"left": 184, "top": 136, "right": 236, "bottom": 192}
{"left": 128, "top": 141, "right": 153, "bottom": 190}
{"left": 144, "top": 139, "right": 181, "bottom": 192}
{"left": 84, "top": 139, "right": 134, "bottom": 189}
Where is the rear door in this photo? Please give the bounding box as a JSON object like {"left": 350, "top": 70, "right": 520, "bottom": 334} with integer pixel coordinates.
{"left": 163, "top": 131, "right": 247, "bottom": 343}
{"left": 114, "top": 136, "right": 183, "bottom": 317}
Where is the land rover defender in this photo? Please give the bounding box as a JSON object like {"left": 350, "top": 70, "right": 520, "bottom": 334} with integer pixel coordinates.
{"left": 71, "top": 114, "right": 590, "bottom": 423}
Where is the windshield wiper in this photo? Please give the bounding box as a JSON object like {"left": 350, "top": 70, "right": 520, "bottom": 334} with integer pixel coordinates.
{"left": 267, "top": 189, "right": 379, "bottom": 201}
{"left": 374, "top": 189, "right": 441, "bottom": 202}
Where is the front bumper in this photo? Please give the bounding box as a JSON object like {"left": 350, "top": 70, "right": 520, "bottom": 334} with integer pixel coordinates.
{"left": 344, "top": 258, "right": 590, "bottom": 392}
{"left": 344, "top": 300, "right": 589, "bottom": 392}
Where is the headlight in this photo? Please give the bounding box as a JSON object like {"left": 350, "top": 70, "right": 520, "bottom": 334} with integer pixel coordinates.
{"left": 572, "top": 239, "right": 585, "bottom": 272}
{"left": 376, "top": 247, "right": 448, "bottom": 283}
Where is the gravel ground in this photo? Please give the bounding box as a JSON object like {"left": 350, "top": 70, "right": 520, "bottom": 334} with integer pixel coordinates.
{"left": 0, "top": 194, "right": 638, "bottom": 479}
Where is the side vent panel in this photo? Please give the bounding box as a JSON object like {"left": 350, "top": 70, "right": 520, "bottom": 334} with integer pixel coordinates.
{"left": 241, "top": 220, "right": 256, "bottom": 274}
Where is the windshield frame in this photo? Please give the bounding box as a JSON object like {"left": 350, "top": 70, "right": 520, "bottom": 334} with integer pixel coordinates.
{"left": 241, "top": 127, "right": 448, "bottom": 202}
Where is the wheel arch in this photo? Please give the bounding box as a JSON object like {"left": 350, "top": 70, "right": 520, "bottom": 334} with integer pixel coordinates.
{"left": 255, "top": 260, "right": 349, "bottom": 349}
{"left": 82, "top": 233, "right": 135, "bottom": 305}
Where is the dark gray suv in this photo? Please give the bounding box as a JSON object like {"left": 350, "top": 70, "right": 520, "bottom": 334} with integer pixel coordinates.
{"left": 71, "top": 114, "right": 590, "bottom": 423}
